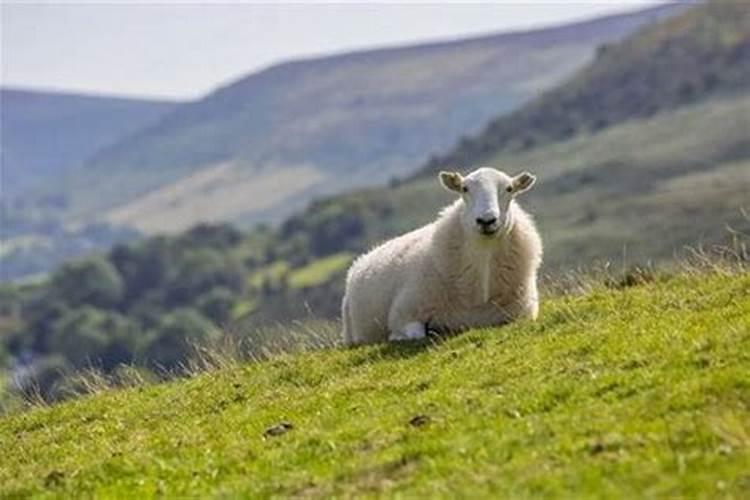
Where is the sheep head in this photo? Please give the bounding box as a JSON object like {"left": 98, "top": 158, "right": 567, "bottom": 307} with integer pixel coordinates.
{"left": 439, "top": 167, "right": 536, "bottom": 238}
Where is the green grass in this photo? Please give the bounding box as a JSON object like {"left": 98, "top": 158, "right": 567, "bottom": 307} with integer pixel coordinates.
{"left": 246, "top": 253, "right": 352, "bottom": 291}
{"left": 247, "top": 260, "right": 291, "bottom": 288}
{"left": 2, "top": 271, "right": 749, "bottom": 497}
{"left": 288, "top": 252, "right": 353, "bottom": 289}
{"left": 230, "top": 298, "right": 258, "bottom": 321}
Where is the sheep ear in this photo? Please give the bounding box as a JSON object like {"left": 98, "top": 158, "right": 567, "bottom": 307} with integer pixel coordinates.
{"left": 439, "top": 171, "right": 464, "bottom": 193}
{"left": 510, "top": 172, "right": 536, "bottom": 194}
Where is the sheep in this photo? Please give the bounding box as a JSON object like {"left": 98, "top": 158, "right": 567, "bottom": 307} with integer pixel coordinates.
{"left": 341, "top": 167, "right": 542, "bottom": 345}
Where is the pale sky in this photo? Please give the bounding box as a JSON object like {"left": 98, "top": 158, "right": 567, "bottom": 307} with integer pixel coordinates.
{"left": 2, "top": 1, "right": 665, "bottom": 100}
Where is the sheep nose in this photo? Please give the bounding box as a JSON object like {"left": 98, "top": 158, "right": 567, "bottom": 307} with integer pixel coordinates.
{"left": 476, "top": 216, "right": 498, "bottom": 227}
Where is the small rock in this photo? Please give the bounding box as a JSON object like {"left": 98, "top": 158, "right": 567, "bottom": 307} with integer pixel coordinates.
{"left": 409, "top": 415, "right": 431, "bottom": 427}
{"left": 264, "top": 421, "right": 294, "bottom": 438}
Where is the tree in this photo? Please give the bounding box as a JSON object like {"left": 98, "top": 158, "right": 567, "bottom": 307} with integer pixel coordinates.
{"left": 47, "top": 307, "right": 113, "bottom": 368}
{"left": 165, "top": 249, "right": 244, "bottom": 306}
{"left": 182, "top": 224, "right": 242, "bottom": 249}
{"left": 197, "top": 287, "right": 236, "bottom": 325}
{"left": 44, "top": 306, "right": 140, "bottom": 370}
{"left": 141, "top": 309, "right": 219, "bottom": 370}
{"left": 110, "top": 239, "right": 175, "bottom": 308}
{"left": 50, "top": 257, "right": 124, "bottom": 309}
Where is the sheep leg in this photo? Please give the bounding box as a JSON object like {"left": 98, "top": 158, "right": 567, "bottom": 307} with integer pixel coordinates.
{"left": 388, "top": 321, "right": 426, "bottom": 342}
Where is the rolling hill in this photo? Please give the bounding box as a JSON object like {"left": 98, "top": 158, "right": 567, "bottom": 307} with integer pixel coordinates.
{"left": 0, "top": 89, "right": 180, "bottom": 281}
{"left": 420, "top": 0, "right": 750, "bottom": 172}
{"left": 0, "top": 88, "right": 179, "bottom": 198}
{"left": 47, "top": 4, "right": 682, "bottom": 233}
{"left": 2, "top": 270, "right": 748, "bottom": 496}
{"left": 288, "top": 0, "right": 750, "bottom": 274}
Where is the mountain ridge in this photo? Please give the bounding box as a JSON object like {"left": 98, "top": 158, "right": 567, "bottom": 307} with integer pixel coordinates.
{"left": 1, "top": 88, "right": 180, "bottom": 198}
{"left": 52, "top": 3, "right": 683, "bottom": 233}
{"left": 418, "top": 0, "right": 750, "bottom": 174}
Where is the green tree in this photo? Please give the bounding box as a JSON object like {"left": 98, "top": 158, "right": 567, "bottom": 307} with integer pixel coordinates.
{"left": 48, "top": 307, "right": 138, "bottom": 369}
{"left": 165, "top": 249, "right": 244, "bottom": 306}
{"left": 141, "top": 309, "right": 219, "bottom": 370}
{"left": 21, "top": 298, "right": 70, "bottom": 354}
{"left": 110, "top": 238, "right": 175, "bottom": 308}
{"left": 197, "top": 287, "right": 236, "bottom": 325}
{"left": 50, "top": 257, "right": 124, "bottom": 309}
{"left": 182, "top": 224, "right": 242, "bottom": 249}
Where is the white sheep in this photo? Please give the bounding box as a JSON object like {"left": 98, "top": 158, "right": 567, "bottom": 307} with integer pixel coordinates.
{"left": 342, "top": 167, "right": 542, "bottom": 345}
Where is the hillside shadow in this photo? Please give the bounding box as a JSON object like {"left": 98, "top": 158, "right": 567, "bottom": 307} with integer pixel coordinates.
{"left": 348, "top": 331, "right": 454, "bottom": 364}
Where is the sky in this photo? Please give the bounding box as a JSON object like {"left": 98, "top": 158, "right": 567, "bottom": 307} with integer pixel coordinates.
{"left": 2, "top": 1, "right": 664, "bottom": 101}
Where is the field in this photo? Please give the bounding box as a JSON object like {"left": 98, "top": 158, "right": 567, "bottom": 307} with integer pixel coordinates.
{"left": 2, "top": 269, "right": 748, "bottom": 497}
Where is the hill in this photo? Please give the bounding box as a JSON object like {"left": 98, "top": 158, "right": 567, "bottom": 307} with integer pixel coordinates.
{"left": 0, "top": 88, "right": 179, "bottom": 281}
{"left": 48, "top": 5, "right": 681, "bottom": 233}
{"left": 0, "top": 88, "right": 179, "bottom": 198}
{"left": 286, "top": 0, "right": 750, "bottom": 273}
{"left": 2, "top": 2, "right": 747, "bottom": 385}
{"left": 311, "top": 93, "right": 750, "bottom": 271}
{"left": 1, "top": 271, "right": 748, "bottom": 496}
{"left": 420, "top": 0, "right": 750, "bottom": 172}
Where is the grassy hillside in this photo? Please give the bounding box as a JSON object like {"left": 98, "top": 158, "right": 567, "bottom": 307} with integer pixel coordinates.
{"left": 49, "top": 5, "right": 680, "bottom": 233}
{"left": 2, "top": 271, "right": 748, "bottom": 497}
{"left": 0, "top": 88, "right": 179, "bottom": 198}
{"left": 318, "top": 93, "right": 750, "bottom": 271}
{"left": 422, "top": 0, "right": 750, "bottom": 172}
{"left": 284, "top": 0, "right": 750, "bottom": 272}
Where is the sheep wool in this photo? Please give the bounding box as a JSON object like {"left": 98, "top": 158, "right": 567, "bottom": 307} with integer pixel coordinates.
{"left": 342, "top": 167, "right": 543, "bottom": 345}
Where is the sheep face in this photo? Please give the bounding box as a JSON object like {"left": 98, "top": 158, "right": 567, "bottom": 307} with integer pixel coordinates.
{"left": 439, "top": 167, "right": 536, "bottom": 239}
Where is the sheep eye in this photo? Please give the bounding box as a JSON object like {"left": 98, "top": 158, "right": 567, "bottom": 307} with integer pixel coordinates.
{"left": 505, "top": 185, "right": 513, "bottom": 193}
{"left": 462, "top": 186, "right": 469, "bottom": 193}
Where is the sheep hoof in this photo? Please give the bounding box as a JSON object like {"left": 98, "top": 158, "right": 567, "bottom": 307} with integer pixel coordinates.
{"left": 389, "top": 322, "right": 426, "bottom": 341}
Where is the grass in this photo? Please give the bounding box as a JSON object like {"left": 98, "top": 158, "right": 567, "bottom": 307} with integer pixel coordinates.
{"left": 230, "top": 298, "right": 258, "bottom": 321}
{"left": 1, "top": 270, "right": 749, "bottom": 497}
{"left": 248, "top": 260, "right": 291, "bottom": 288}
{"left": 244, "top": 252, "right": 351, "bottom": 294}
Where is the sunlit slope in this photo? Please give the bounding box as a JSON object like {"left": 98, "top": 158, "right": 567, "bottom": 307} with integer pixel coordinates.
{"left": 284, "top": 1, "right": 750, "bottom": 274}
{"left": 423, "top": 0, "right": 750, "bottom": 172}
{"left": 315, "top": 93, "right": 750, "bottom": 269}
{"left": 2, "top": 271, "right": 748, "bottom": 497}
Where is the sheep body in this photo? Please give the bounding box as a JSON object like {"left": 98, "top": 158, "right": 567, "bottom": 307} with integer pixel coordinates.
{"left": 342, "top": 170, "right": 542, "bottom": 345}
